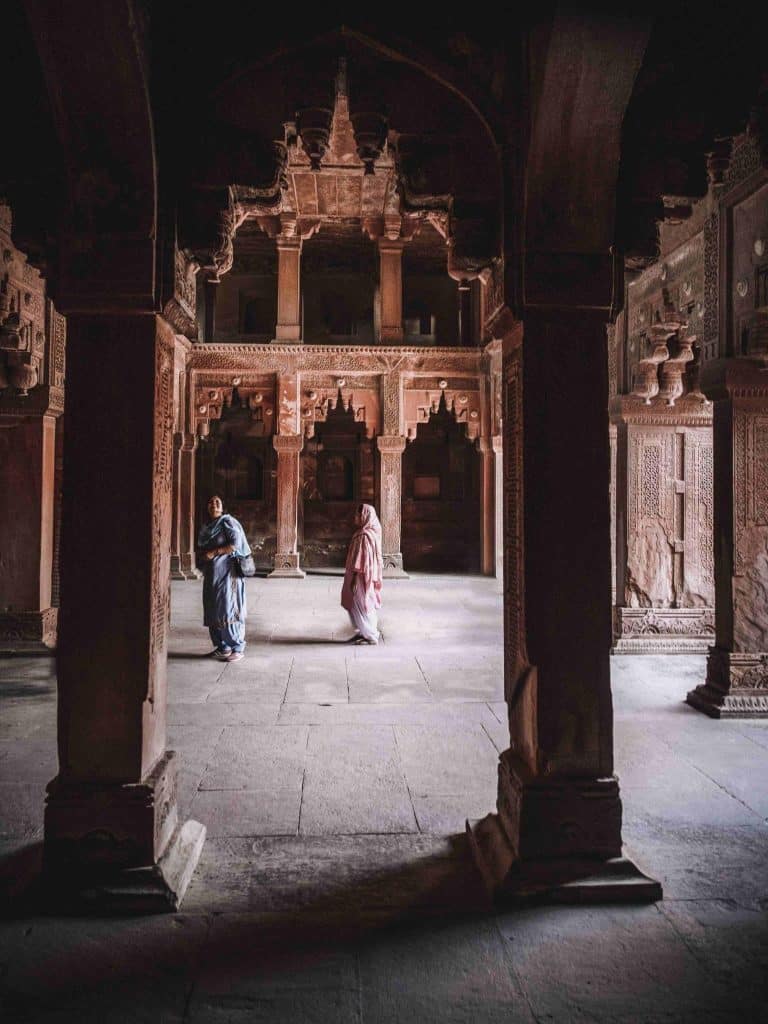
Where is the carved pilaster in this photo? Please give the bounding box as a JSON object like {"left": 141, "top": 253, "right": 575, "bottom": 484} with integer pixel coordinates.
{"left": 269, "top": 432, "right": 305, "bottom": 578}
{"left": 377, "top": 434, "right": 408, "bottom": 578}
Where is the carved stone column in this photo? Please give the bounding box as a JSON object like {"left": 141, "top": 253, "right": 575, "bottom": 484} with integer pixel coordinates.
{"left": 478, "top": 436, "right": 495, "bottom": 576}
{"left": 269, "top": 433, "right": 305, "bottom": 577}
{"left": 377, "top": 238, "right": 405, "bottom": 343}
{"left": 171, "top": 433, "right": 202, "bottom": 580}
{"left": 0, "top": 208, "right": 64, "bottom": 651}
{"left": 44, "top": 314, "right": 205, "bottom": 908}
{"left": 0, "top": 413, "right": 59, "bottom": 649}
{"left": 276, "top": 234, "right": 303, "bottom": 342}
{"left": 377, "top": 434, "right": 408, "bottom": 577}
{"left": 470, "top": 310, "right": 660, "bottom": 902}
{"left": 687, "top": 358, "right": 768, "bottom": 716}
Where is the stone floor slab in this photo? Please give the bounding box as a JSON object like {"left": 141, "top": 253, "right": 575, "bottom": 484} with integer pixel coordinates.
{"left": 299, "top": 725, "right": 418, "bottom": 835}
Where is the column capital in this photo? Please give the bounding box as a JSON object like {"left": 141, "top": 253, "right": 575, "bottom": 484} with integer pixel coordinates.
{"left": 273, "top": 432, "right": 304, "bottom": 453}
{"left": 376, "top": 434, "right": 406, "bottom": 454}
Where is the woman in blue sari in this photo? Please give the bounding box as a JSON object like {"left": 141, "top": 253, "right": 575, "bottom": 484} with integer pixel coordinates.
{"left": 197, "top": 495, "right": 251, "bottom": 662}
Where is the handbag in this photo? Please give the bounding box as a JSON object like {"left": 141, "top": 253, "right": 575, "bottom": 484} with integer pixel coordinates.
{"left": 234, "top": 553, "right": 257, "bottom": 578}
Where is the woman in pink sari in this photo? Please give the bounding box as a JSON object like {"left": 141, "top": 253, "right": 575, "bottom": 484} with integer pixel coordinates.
{"left": 341, "top": 503, "right": 383, "bottom": 645}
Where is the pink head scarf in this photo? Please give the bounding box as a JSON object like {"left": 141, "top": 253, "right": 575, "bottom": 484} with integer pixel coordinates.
{"left": 341, "top": 504, "right": 384, "bottom": 613}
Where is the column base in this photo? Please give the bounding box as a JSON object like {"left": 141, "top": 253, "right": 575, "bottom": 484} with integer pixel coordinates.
{"left": 0, "top": 608, "right": 57, "bottom": 653}
{"left": 170, "top": 555, "right": 202, "bottom": 580}
{"left": 43, "top": 750, "right": 206, "bottom": 910}
{"left": 612, "top": 607, "right": 714, "bottom": 654}
{"left": 268, "top": 553, "right": 305, "bottom": 579}
{"left": 468, "top": 749, "right": 661, "bottom": 904}
{"left": 382, "top": 553, "right": 409, "bottom": 579}
{"left": 686, "top": 647, "right": 768, "bottom": 717}
{"left": 467, "top": 814, "right": 662, "bottom": 905}
{"left": 41, "top": 819, "right": 206, "bottom": 914}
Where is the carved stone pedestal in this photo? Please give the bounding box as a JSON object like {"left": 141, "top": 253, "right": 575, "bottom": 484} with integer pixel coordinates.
{"left": 469, "top": 753, "right": 659, "bottom": 902}
{"left": 688, "top": 648, "right": 768, "bottom": 717}
{"left": 687, "top": 358, "right": 768, "bottom": 717}
{"left": 44, "top": 751, "right": 206, "bottom": 912}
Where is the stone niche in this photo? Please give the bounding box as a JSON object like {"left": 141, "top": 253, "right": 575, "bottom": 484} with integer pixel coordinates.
{"left": 196, "top": 379, "right": 277, "bottom": 570}
{"left": 402, "top": 389, "right": 482, "bottom": 571}
{"left": 612, "top": 249, "right": 714, "bottom": 652}
{"left": 301, "top": 384, "right": 377, "bottom": 568}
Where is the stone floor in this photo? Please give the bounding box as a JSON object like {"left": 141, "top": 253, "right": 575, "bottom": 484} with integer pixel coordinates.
{"left": 1, "top": 575, "right": 768, "bottom": 1021}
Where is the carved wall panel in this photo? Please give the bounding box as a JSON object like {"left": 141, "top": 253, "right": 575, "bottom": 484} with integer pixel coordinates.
{"left": 614, "top": 415, "right": 714, "bottom": 653}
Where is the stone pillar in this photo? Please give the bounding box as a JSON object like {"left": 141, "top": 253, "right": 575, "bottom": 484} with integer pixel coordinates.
{"left": 44, "top": 314, "right": 205, "bottom": 909}
{"left": 269, "top": 433, "right": 305, "bottom": 577}
{"left": 377, "top": 238, "right": 404, "bottom": 343}
{"left": 377, "top": 434, "right": 408, "bottom": 578}
{"left": 493, "top": 434, "right": 504, "bottom": 583}
{"left": 470, "top": 311, "right": 659, "bottom": 902}
{"left": 0, "top": 413, "right": 58, "bottom": 649}
{"left": 170, "top": 434, "right": 202, "bottom": 580}
{"left": 687, "top": 357, "right": 768, "bottom": 716}
{"left": 276, "top": 234, "right": 303, "bottom": 342}
{"left": 478, "top": 436, "right": 495, "bottom": 575}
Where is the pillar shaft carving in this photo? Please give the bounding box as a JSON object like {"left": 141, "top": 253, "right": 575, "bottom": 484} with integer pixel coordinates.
{"left": 688, "top": 358, "right": 768, "bottom": 716}
{"left": 377, "top": 433, "right": 408, "bottom": 577}
{"left": 270, "top": 432, "right": 305, "bottom": 577}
